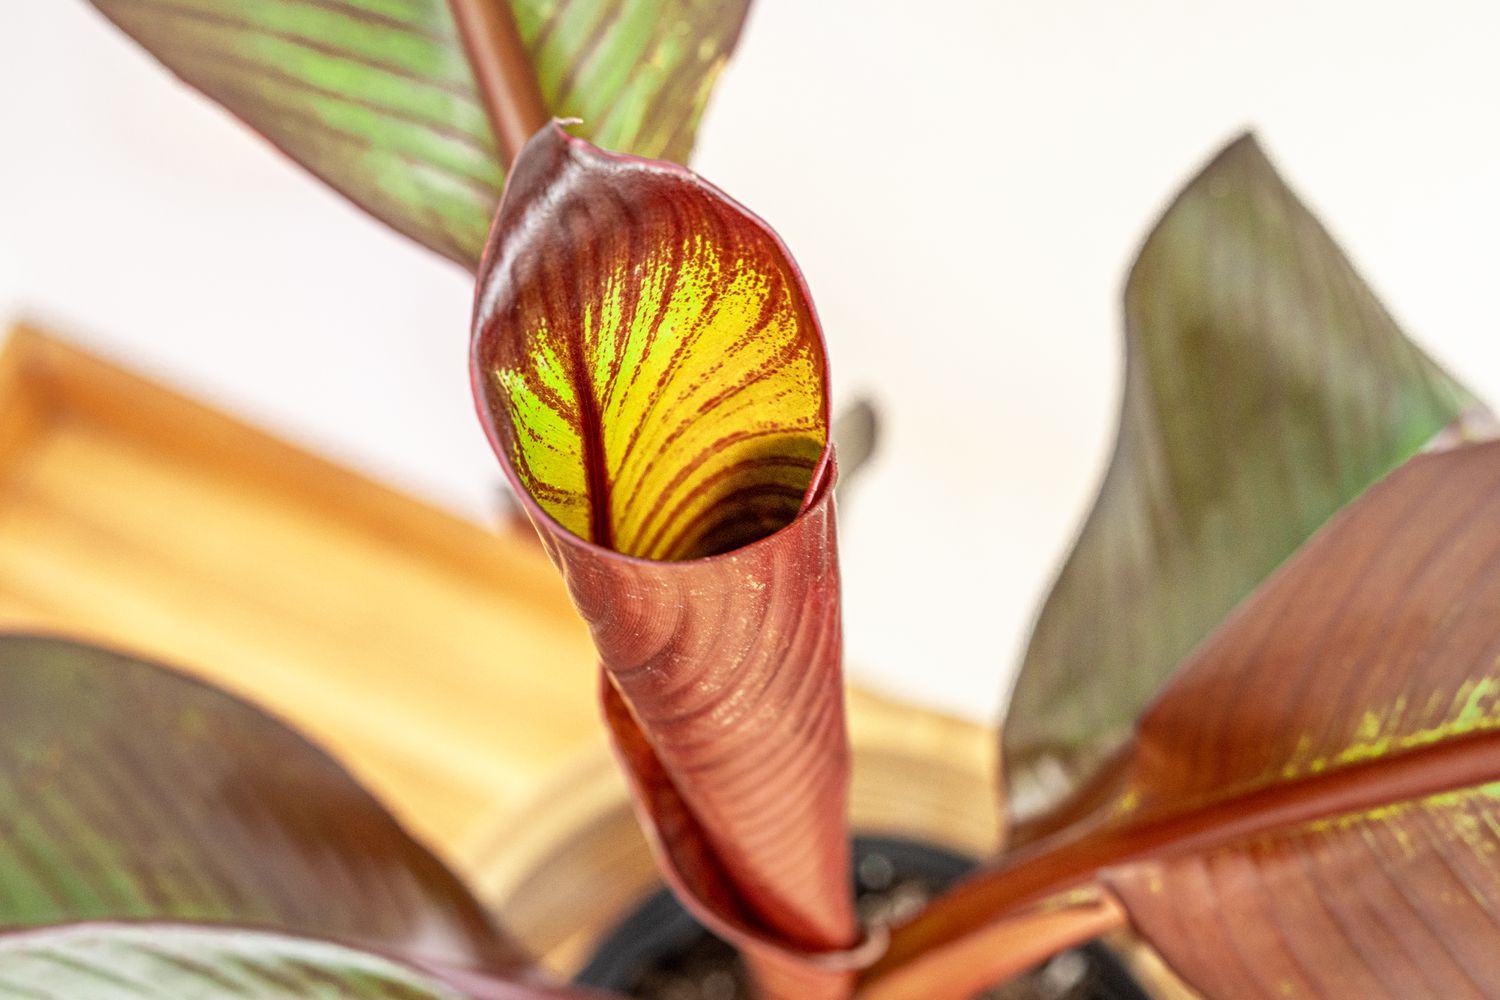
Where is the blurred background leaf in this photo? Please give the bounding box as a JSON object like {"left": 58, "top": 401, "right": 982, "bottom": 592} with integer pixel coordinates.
{"left": 0, "top": 635, "right": 519, "bottom": 971}
{"left": 0, "top": 922, "right": 617, "bottom": 999}
{"left": 1002, "top": 134, "right": 1479, "bottom": 832}
{"left": 0, "top": 924, "right": 474, "bottom": 1000}
{"left": 86, "top": 0, "right": 752, "bottom": 266}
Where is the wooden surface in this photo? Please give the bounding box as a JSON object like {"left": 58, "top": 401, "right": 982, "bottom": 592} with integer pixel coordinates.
{"left": 0, "top": 324, "right": 601, "bottom": 857}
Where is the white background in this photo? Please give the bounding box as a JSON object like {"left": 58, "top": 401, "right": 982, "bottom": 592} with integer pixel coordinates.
{"left": 3, "top": 2, "right": 1498, "bottom": 722}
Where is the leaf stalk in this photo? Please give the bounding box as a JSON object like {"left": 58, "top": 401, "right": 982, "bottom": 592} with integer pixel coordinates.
{"left": 447, "top": 0, "right": 550, "bottom": 165}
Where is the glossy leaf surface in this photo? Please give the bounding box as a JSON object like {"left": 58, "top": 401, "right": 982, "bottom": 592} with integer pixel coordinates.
{"left": 1098, "top": 440, "right": 1500, "bottom": 998}
{"left": 0, "top": 923, "right": 608, "bottom": 1000}
{"left": 475, "top": 124, "right": 828, "bottom": 562}
{"left": 87, "top": 0, "right": 752, "bottom": 267}
{"left": 0, "top": 635, "right": 517, "bottom": 971}
{"left": 472, "top": 124, "right": 856, "bottom": 993}
{"left": 1003, "top": 134, "right": 1476, "bottom": 824}
{"left": 869, "top": 443, "right": 1500, "bottom": 999}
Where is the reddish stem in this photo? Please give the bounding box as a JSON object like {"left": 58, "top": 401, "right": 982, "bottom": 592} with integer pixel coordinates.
{"left": 855, "top": 892, "right": 1127, "bottom": 1000}
{"left": 447, "top": 0, "right": 550, "bottom": 165}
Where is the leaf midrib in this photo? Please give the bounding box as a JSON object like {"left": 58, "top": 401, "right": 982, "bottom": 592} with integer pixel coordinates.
{"left": 874, "top": 726, "right": 1500, "bottom": 975}
{"left": 566, "top": 323, "right": 614, "bottom": 550}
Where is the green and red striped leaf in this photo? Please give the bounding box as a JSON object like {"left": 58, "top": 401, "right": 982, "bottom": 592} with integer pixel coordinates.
{"left": 1002, "top": 134, "right": 1478, "bottom": 828}
{"left": 0, "top": 923, "right": 613, "bottom": 1000}
{"left": 86, "top": 0, "right": 753, "bottom": 267}
{"left": 0, "top": 635, "right": 518, "bottom": 972}
{"left": 471, "top": 123, "right": 858, "bottom": 997}
{"left": 864, "top": 442, "right": 1500, "bottom": 1000}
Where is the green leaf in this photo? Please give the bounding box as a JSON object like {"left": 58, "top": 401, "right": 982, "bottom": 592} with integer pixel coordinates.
{"left": 0, "top": 635, "right": 519, "bottom": 971}
{"left": 86, "top": 0, "right": 753, "bottom": 267}
{"left": 0, "top": 923, "right": 474, "bottom": 1000}
{"left": 0, "top": 922, "right": 612, "bottom": 1000}
{"left": 1002, "top": 134, "right": 1478, "bottom": 826}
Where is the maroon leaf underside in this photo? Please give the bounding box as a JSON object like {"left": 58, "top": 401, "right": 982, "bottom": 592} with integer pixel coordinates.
{"left": 864, "top": 441, "right": 1500, "bottom": 999}
{"left": 589, "top": 467, "right": 862, "bottom": 997}
{"left": 562, "top": 461, "right": 864, "bottom": 1000}
{"left": 1093, "top": 439, "right": 1500, "bottom": 999}
{"left": 470, "top": 125, "right": 860, "bottom": 995}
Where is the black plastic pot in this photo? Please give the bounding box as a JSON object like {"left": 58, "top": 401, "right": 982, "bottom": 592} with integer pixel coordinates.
{"left": 576, "top": 835, "right": 1149, "bottom": 1000}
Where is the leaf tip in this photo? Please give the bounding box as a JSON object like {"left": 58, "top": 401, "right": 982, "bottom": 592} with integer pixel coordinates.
{"left": 1217, "top": 128, "right": 1266, "bottom": 161}
{"left": 1123, "top": 127, "right": 1286, "bottom": 297}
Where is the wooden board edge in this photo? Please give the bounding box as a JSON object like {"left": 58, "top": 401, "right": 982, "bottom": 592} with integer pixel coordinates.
{"left": 0, "top": 324, "right": 67, "bottom": 467}
{"left": 0, "top": 323, "right": 565, "bottom": 610}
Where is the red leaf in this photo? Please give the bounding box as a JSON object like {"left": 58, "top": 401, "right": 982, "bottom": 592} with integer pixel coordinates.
{"left": 862, "top": 442, "right": 1500, "bottom": 998}
{"left": 472, "top": 123, "right": 860, "bottom": 996}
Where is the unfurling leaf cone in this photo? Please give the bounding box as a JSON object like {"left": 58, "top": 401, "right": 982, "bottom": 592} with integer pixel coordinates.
{"left": 472, "top": 123, "right": 860, "bottom": 996}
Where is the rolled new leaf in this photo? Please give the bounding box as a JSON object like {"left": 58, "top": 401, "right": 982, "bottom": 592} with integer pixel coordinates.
{"left": 866, "top": 442, "right": 1500, "bottom": 999}
{"left": 1003, "top": 134, "right": 1476, "bottom": 829}
{"left": 86, "top": 0, "right": 752, "bottom": 267}
{"left": 0, "top": 635, "right": 515, "bottom": 971}
{"left": 472, "top": 123, "right": 859, "bottom": 979}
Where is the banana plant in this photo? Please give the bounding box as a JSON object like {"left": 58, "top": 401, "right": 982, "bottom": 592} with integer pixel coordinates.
{"left": 9, "top": 2, "right": 1500, "bottom": 999}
